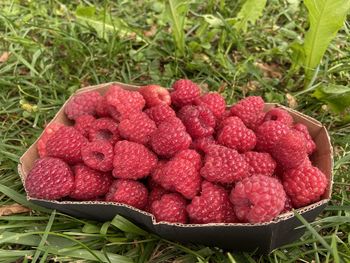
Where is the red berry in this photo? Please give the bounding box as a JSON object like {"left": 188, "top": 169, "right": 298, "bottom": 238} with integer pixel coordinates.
{"left": 283, "top": 165, "right": 328, "bottom": 208}
{"left": 144, "top": 184, "right": 169, "bottom": 212}
{"left": 96, "top": 96, "right": 110, "bottom": 117}
{"left": 282, "top": 195, "right": 294, "bottom": 213}
{"left": 144, "top": 104, "right": 176, "bottom": 126}
{"left": 217, "top": 116, "right": 244, "bottom": 130}
{"left": 243, "top": 151, "right": 276, "bottom": 177}
{"left": 118, "top": 112, "right": 156, "bottom": 145}
{"left": 46, "top": 126, "right": 88, "bottom": 164}
{"left": 70, "top": 164, "right": 112, "bottom": 200}
{"left": 191, "top": 136, "right": 217, "bottom": 154}
{"left": 293, "top": 123, "right": 316, "bottom": 154}
{"left": 174, "top": 149, "right": 202, "bottom": 171}
{"left": 151, "top": 193, "right": 188, "bottom": 223}
{"left": 264, "top": 108, "right": 294, "bottom": 126}
{"left": 113, "top": 141, "right": 158, "bottom": 180}
{"left": 150, "top": 160, "right": 168, "bottom": 186}
{"left": 178, "top": 105, "right": 216, "bottom": 139}
{"left": 25, "top": 157, "right": 74, "bottom": 200}
{"left": 200, "top": 145, "right": 249, "bottom": 184}
{"left": 65, "top": 91, "right": 101, "bottom": 120}
{"left": 230, "top": 175, "right": 286, "bottom": 223}
{"left": 105, "top": 85, "right": 145, "bottom": 121}
{"left": 37, "top": 123, "right": 65, "bottom": 158}
{"left": 139, "top": 85, "right": 171, "bottom": 107}
{"left": 81, "top": 141, "right": 114, "bottom": 172}
{"left": 194, "top": 92, "right": 226, "bottom": 118}
{"left": 255, "top": 121, "right": 290, "bottom": 153}
{"left": 230, "top": 96, "right": 265, "bottom": 130}
{"left": 170, "top": 79, "right": 201, "bottom": 107}
{"left": 88, "top": 118, "right": 120, "bottom": 145}
{"left": 74, "top": 115, "right": 96, "bottom": 137}
{"left": 106, "top": 179, "right": 148, "bottom": 210}
{"left": 187, "top": 181, "right": 237, "bottom": 224}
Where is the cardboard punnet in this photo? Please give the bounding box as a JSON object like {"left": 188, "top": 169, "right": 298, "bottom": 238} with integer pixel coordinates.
{"left": 18, "top": 82, "right": 333, "bottom": 254}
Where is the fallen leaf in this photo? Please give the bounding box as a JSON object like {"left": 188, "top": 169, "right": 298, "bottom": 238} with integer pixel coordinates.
{"left": 255, "top": 62, "right": 282, "bottom": 79}
{"left": 0, "top": 52, "right": 10, "bottom": 63}
{"left": 286, "top": 93, "right": 298, "bottom": 108}
{"left": 242, "top": 80, "right": 259, "bottom": 93}
{"left": 144, "top": 25, "right": 157, "bottom": 37}
{"left": 0, "top": 203, "right": 31, "bottom": 216}
{"left": 218, "top": 82, "right": 227, "bottom": 93}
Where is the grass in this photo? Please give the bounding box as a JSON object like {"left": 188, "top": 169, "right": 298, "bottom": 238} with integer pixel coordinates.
{"left": 0, "top": 0, "right": 350, "bottom": 262}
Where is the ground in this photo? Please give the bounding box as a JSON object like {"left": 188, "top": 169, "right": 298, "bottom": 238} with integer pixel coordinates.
{"left": 0, "top": 0, "right": 349, "bottom": 262}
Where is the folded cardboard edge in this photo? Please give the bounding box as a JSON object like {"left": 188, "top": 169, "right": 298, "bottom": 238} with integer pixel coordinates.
{"left": 18, "top": 81, "right": 334, "bottom": 227}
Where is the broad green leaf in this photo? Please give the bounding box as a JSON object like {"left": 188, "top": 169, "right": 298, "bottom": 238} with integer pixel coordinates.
{"left": 234, "top": 0, "right": 267, "bottom": 32}
{"left": 111, "top": 215, "right": 148, "bottom": 236}
{"left": 303, "top": 0, "right": 350, "bottom": 85}
{"left": 313, "top": 84, "right": 350, "bottom": 113}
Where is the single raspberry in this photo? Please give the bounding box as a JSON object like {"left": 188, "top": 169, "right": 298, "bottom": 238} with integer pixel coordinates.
{"left": 293, "top": 123, "right": 316, "bottom": 154}
{"left": 255, "top": 121, "right": 290, "bottom": 152}
{"left": 283, "top": 165, "right": 328, "bottom": 208}
{"left": 200, "top": 145, "right": 249, "bottom": 184}
{"left": 271, "top": 130, "right": 308, "bottom": 169}
{"left": 174, "top": 149, "right": 202, "bottom": 171}
{"left": 96, "top": 96, "right": 110, "bottom": 117}
{"left": 170, "top": 79, "right": 201, "bottom": 107}
{"left": 230, "top": 175, "right": 286, "bottom": 223}
{"left": 217, "top": 122, "right": 256, "bottom": 152}
{"left": 191, "top": 136, "right": 217, "bottom": 154}
{"left": 217, "top": 109, "right": 232, "bottom": 123}
{"left": 178, "top": 105, "right": 216, "bottom": 139}
{"left": 37, "top": 123, "right": 65, "bottom": 157}
{"left": 217, "top": 116, "right": 245, "bottom": 130}
{"left": 243, "top": 151, "right": 276, "bottom": 177}
{"left": 105, "top": 85, "right": 145, "bottom": 121}
{"left": 150, "top": 160, "right": 168, "bottom": 186}
{"left": 65, "top": 91, "right": 101, "bottom": 120}
{"left": 25, "top": 157, "right": 74, "bottom": 200}
{"left": 194, "top": 92, "right": 226, "bottom": 118}
{"left": 144, "top": 184, "right": 169, "bottom": 212}
{"left": 118, "top": 112, "right": 156, "bottom": 145}
{"left": 113, "top": 141, "right": 158, "bottom": 180}
{"left": 46, "top": 126, "right": 88, "bottom": 164}
{"left": 106, "top": 179, "right": 148, "bottom": 210}
{"left": 81, "top": 141, "right": 114, "bottom": 172}
{"left": 150, "top": 120, "right": 191, "bottom": 157}
{"left": 264, "top": 108, "right": 294, "bottom": 126}
{"left": 139, "top": 85, "right": 171, "bottom": 107}
{"left": 144, "top": 104, "right": 176, "bottom": 126}
{"left": 230, "top": 96, "right": 265, "bottom": 130}
{"left": 187, "top": 181, "right": 237, "bottom": 224}
{"left": 157, "top": 158, "right": 201, "bottom": 199}
{"left": 69, "top": 164, "right": 112, "bottom": 200}
{"left": 74, "top": 115, "right": 95, "bottom": 137}
{"left": 88, "top": 118, "right": 119, "bottom": 145}
{"left": 151, "top": 193, "right": 188, "bottom": 223}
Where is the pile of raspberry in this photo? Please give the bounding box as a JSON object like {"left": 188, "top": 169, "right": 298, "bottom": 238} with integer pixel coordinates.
{"left": 25, "top": 80, "right": 328, "bottom": 224}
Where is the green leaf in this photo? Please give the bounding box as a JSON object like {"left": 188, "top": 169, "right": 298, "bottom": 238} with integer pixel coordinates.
{"left": 111, "top": 215, "right": 148, "bottom": 236}
{"left": 234, "top": 0, "right": 267, "bottom": 32}
{"left": 303, "top": 0, "right": 350, "bottom": 85}
{"left": 313, "top": 84, "right": 350, "bottom": 113}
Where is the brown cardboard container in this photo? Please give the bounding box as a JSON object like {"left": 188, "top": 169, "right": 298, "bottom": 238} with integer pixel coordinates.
{"left": 18, "top": 82, "right": 333, "bottom": 254}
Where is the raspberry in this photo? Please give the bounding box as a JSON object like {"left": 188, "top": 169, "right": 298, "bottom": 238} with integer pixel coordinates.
{"left": 255, "top": 121, "right": 290, "bottom": 152}
{"left": 70, "top": 164, "right": 112, "bottom": 200}
{"left": 81, "top": 141, "right": 114, "bottom": 172}
{"left": 151, "top": 193, "right": 188, "bottom": 223}
{"left": 217, "top": 121, "right": 256, "bottom": 152}
{"left": 96, "top": 96, "right": 110, "bottom": 117}
{"left": 118, "top": 112, "right": 156, "bottom": 144}
{"left": 144, "top": 104, "right": 176, "bottom": 126}
{"left": 200, "top": 145, "right": 249, "bottom": 184}
{"left": 282, "top": 196, "right": 294, "bottom": 213}
{"left": 65, "top": 91, "right": 101, "bottom": 120}
{"left": 187, "top": 181, "right": 237, "bottom": 224}
{"left": 191, "top": 136, "right": 217, "bottom": 154}
{"left": 157, "top": 158, "right": 201, "bottom": 199}
{"left": 230, "top": 175, "right": 286, "bottom": 223}
{"left": 243, "top": 151, "right": 276, "bottom": 177}
{"left": 194, "top": 92, "right": 226, "bottom": 118}
{"left": 271, "top": 130, "right": 308, "bottom": 169}
{"left": 150, "top": 160, "right": 168, "bottom": 186}
{"left": 25, "top": 157, "right": 74, "bottom": 200}
{"left": 37, "top": 123, "right": 65, "bottom": 158}
{"left": 293, "top": 123, "right": 316, "bottom": 154}
{"left": 105, "top": 85, "right": 145, "bottom": 121}
{"left": 46, "top": 126, "right": 88, "bottom": 164}
{"left": 74, "top": 115, "right": 95, "bottom": 137}
{"left": 144, "top": 184, "right": 169, "bottom": 212}
{"left": 170, "top": 79, "right": 201, "bottom": 107}
{"left": 88, "top": 118, "right": 119, "bottom": 145}
{"left": 178, "top": 105, "right": 216, "bottom": 139}
{"left": 150, "top": 120, "right": 191, "bottom": 157}
{"left": 174, "top": 149, "right": 202, "bottom": 171}
{"left": 230, "top": 96, "right": 265, "bottom": 130}
{"left": 139, "top": 85, "right": 171, "bottom": 107}
{"left": 217, "top": 116, "right": 244, "bottom": 130}
{"left": 113, "top": 141, "right": 158, "bottom": 180}
{"left": 283, "top": 165, "right": 328, "bottom": 208}
{"left": 106, "top": 179, "right": 148, "bottom": 210}
{"left": 264, "top": 108, "right": 294, "bottom": 126}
